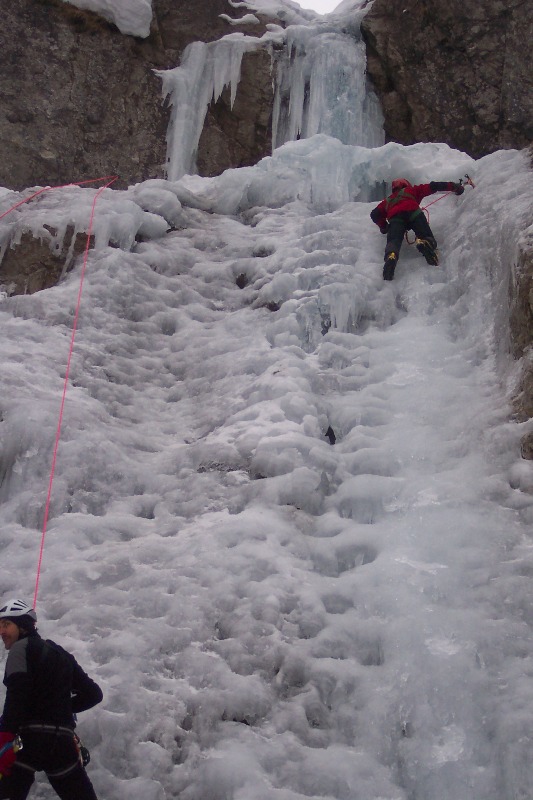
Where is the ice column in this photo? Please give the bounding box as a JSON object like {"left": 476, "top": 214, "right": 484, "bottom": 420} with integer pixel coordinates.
{"left": 272, "top": 23, "right": 384, "bottom": 150}
{"left": 158, "top": 35, "right": 261, "bottom": 181}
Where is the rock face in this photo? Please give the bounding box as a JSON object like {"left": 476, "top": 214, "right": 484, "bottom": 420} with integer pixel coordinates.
{"left": 0, "top": 229, "right": 90, "bottom": 296}
{"left": 361, "top": 0, "right": 533, "bottom": 158}
{"left": 153, "top": 0, "right": 272, "bottom": 57}
{"left": 1, "top": 0, "right": 166, "bottom": 191}
{"left": 3, "top": 0, "right": 531, "bottom": 187}
{"left": 510, "top": 235, "right": 533, "bottom": 458}
{"left": 0, "top": 0, "right": 275, "bottom": 191}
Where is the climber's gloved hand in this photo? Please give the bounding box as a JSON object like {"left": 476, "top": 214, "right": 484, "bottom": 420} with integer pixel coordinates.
{"left": 379, "top": 223, "right": 389, "bottom": 234}
{"left": 453, "top": 183, "right": 464, "bottom": 195}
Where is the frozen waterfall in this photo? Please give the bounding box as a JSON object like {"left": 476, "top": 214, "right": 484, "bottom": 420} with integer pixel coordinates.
{"left": 1, "top": 1, "right": 533, "bottom": 800}
{"left": 1, "top": 138, "right": 533, "bottom": 800}
{"left": 159, "top": 1, "right": 383, "bottom": 181}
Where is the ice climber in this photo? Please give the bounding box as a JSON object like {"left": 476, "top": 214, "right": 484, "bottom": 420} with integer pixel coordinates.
{"left": 0, "top": 599, "right": 102, "bottom": 800}
{"left": 371, "top": 177, "right": 465, "bottom": 280}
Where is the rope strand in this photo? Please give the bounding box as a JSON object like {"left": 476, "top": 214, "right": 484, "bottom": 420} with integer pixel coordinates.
{"left": 0, "top": 174, "right": 119, "bottom": 608}
{"left": 33, "top": 176, "right": 118, "bottom": 608}
{"left": 404, "top": 191, "right": 454, "bottom": 245}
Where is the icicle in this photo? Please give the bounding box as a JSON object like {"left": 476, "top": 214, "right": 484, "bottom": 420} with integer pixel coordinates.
{"left": 157, "top": 35, "right": 262, "bottom": 181}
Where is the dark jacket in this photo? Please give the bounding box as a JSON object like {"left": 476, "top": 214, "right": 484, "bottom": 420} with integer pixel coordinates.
{"left": 370, "top": 182, "right": 457, "bottom": 229}
{"left": 1, "top": 634, "right": 102, "bottom": 733}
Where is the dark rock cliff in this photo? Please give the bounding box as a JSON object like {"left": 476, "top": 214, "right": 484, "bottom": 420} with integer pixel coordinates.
{"left": 361, "top": 0, "right": 533, "bottom": 158}
{"left": 510, "top": 215, "right": 533, "bottom": 459}
{"left": 0, "top": 0, "right": 275, "bottom": 191}
{"left": 3, "top": 0, "right": 531, "bottom": 188}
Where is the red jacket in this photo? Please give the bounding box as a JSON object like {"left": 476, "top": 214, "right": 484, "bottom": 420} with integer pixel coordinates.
{"left": 370, "top": 182, "right": 456, "bottom": 229}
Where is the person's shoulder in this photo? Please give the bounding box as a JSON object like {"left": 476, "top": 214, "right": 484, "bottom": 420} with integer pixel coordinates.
{"left": 5, "top": 638, "right": 30, "bottom": 677}
{"left": 8, "top": 638, "right": 29, "bottom": 656}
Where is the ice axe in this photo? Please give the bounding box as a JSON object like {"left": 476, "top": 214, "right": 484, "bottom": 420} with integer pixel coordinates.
{"left": 459, "top": 173, "right": 475, "bottom": 189}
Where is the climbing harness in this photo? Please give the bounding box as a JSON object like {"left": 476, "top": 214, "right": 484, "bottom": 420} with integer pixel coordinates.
{"left": 74, "top": 733, "right": 91, "bottom": 767}
{"left": 0, "top": 175, "right": 119, "bottom": 607}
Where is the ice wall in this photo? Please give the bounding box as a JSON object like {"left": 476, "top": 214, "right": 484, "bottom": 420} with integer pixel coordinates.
{"left": 1, "top": 141, "right": 533, "bottom": 800}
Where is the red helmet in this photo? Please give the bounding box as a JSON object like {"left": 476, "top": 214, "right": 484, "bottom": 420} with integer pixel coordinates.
{"left": 392, "top": 178, "right": 411, "bottom": 192}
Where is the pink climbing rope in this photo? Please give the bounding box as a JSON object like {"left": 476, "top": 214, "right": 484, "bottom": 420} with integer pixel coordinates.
{"left": 0, "top": 174, "right": 119, "bottom": 607}
{"left": 404, "top": 191, "right": 454, "bottom": 245}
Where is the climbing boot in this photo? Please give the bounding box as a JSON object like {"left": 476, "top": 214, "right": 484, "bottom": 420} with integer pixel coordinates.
{"left": 415, "top": 238, "right": 439, "bottom": 266}
{"left": 383, "top": 252, "right": 397, "bottom": 281}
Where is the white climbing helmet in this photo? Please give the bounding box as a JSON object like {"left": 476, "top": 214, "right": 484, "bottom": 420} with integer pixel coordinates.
{"left": 0, "top": 598, "right": 37, "bottom": 622}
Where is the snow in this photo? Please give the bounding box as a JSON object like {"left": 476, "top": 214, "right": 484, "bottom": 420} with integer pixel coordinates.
{"left": 57, "top": 0, "right": 369, "bottom": 38}
{"left": 56, "top": 0, "right": 325, "bottom": 38}
{"left": 60, "top": 0, "right": 153, "bottom": 38}
{"left": 1, "top": 136, "right": 533, "bottom": 800}
{"left": 220, "top": 13, "right": 262, "bottom": 26}
{"left": 2, "top": 1, "right": 533, "bottom": 798}
{"left": 229, "top": 0, "right": 320, "bottom": 24}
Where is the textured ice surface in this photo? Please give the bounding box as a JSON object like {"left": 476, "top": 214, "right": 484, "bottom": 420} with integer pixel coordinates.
{"left": 1, "top": 140, "right": 533, "bottom": 800}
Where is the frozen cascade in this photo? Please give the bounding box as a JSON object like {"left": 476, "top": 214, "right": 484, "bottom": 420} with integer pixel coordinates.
{"left": 159, "top": 1, "right": 383, "bottom": 180}
{"left": 272, "top": 23, "right": 384, "bottom": 150}
{"left": 1, "top": 1, "right": 533, "bottom": 799}
{"left": 1, "top": 138, "right": 533, "bottom": 800}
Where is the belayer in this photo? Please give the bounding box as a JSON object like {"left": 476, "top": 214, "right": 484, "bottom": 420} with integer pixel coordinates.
{"left": 0, "top": 599, "right": 102, "bottom": 800}
{"left": 371, "top": 177, "right": 464, "bottom": 280}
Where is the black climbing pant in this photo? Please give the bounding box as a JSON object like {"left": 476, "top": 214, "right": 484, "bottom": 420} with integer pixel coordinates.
{"left": 384, "top": 211, "right": 437, "bottom": 260}
{"left": 0, "top": 727, "right": 98, "bottom": 800}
